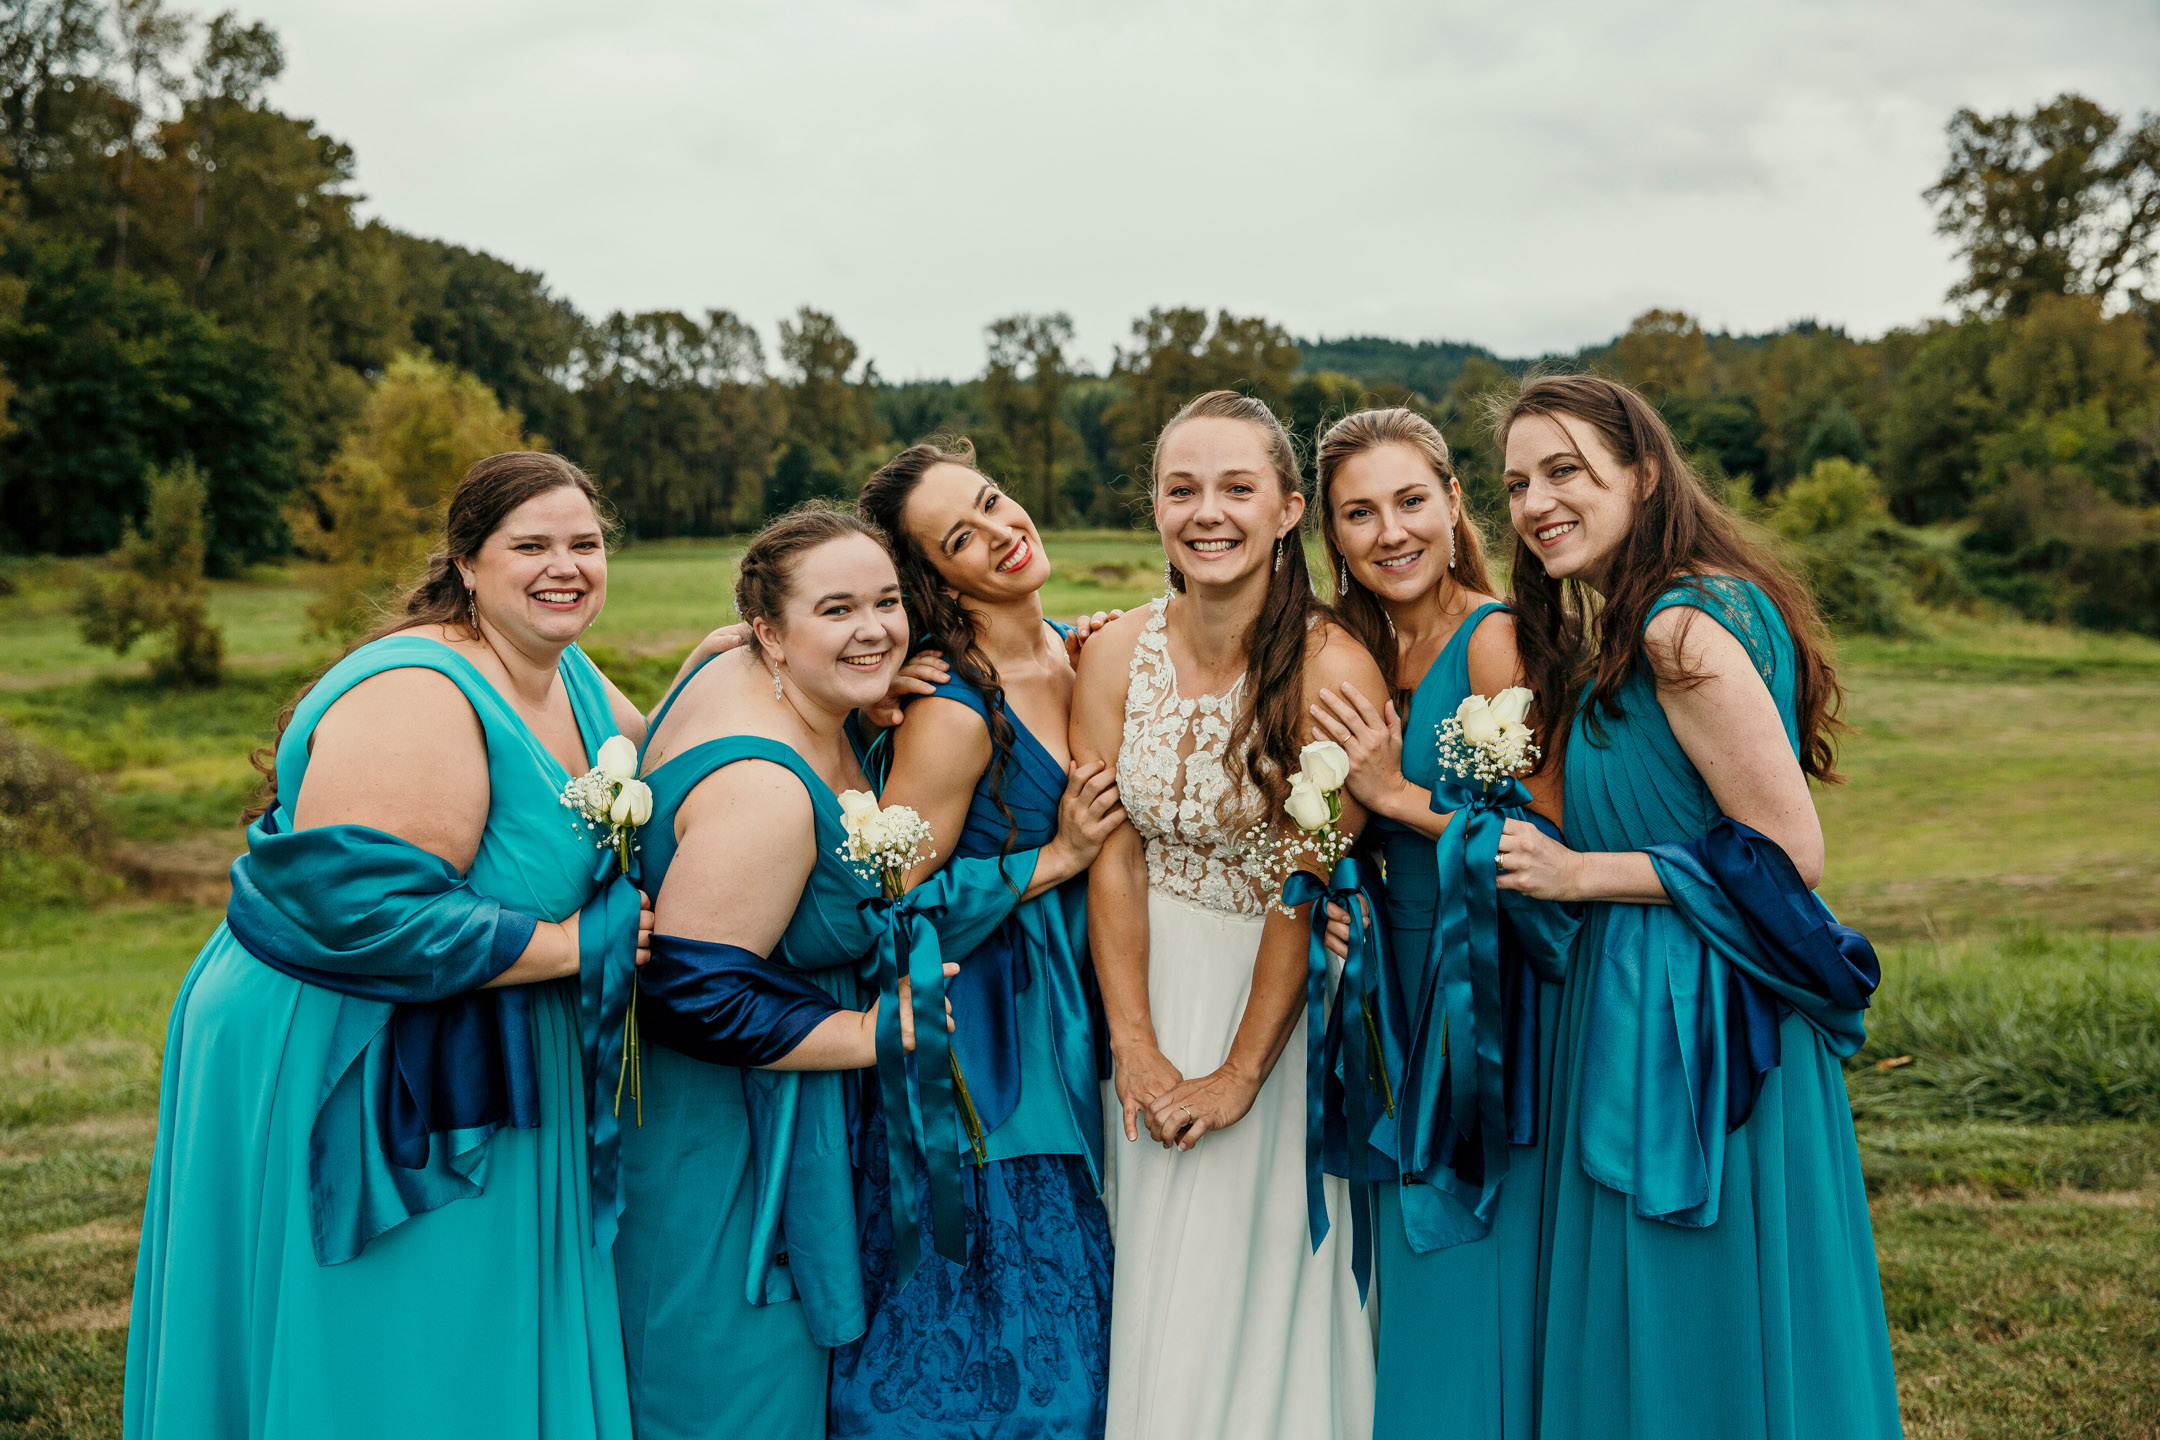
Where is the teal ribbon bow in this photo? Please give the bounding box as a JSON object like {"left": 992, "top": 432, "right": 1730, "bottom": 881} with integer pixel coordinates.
{"left": 582, "top": 850, "right": 645, "bottom": 1252}
{"left": 859, "top": 891, "right": 970, "bottom": 1288}
{"left": 1283, "top": 854, "right": 1379, "bottom": 1301}
{"left": 1398, "top": 774, "right": 1532, "bottom": 1242}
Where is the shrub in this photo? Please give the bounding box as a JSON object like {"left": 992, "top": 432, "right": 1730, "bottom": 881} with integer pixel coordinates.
{"left": 73, "top": 461, "right": 226, "bottom": 685}
{"left": 1763, "top": 459, "right": 1955, "bottom": 635}
{"left": 0, "top": 722, "right": 117, "bottom": 904}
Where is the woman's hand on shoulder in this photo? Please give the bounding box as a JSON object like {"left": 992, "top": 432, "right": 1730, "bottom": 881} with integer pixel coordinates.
{"left": 862, "top": 648, "right": 950, "bottom": 731}
{"left": 1309, "top": 680, "right": 1408, "bottom": 818}
{"left": 291, "top": 667, "right": 489, "bottom": 872}
{"left": 1063, "top": 610, "right": 1124, "bottom": 667}
{"left": 1069, "top": 606, "right": 1152, "bottom": 767}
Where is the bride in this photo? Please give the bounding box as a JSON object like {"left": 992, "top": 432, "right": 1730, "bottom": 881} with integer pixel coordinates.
{"left": 1071, "top": 390, "right": 1385, "bottom": 1439}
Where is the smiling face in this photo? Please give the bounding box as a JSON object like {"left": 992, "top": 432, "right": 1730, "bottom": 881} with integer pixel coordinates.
{"left": 1328, "top": 441, "right": 1461, "bottom": 605}
{"left": 901, "top": 461, "right": 1051, "bottom": 601}
{"left": 456, "top": 484, "right": 607, "bottom": 650}
{"left": 1155, "top": 416, "right": 1305, "bottom": 590}
{"left": 755, "top": 532, "right": 908, "bottom": 712}
{"left": 1503, "top": 412, "right": 1645, "bottom": 591}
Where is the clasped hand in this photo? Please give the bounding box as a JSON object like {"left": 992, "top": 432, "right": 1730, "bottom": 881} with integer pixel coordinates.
{"left": 1115, "top": 1043, "right": 1260, "bottom": 1152}
{"left": 1495, "top": 817, "right": 1577, "bottom": 900}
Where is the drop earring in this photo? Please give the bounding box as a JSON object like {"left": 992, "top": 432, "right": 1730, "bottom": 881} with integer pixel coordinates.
{"left": 1449, "top": 531, "right": 1458, "bottom": 571}
{"left": 466, "top": 586, "right": 478, "bottom": 632}
{"left": 772, "top": 662, "right": 785, "bottom": 701}
{"left": 1273, "top": 538, "right": 1284, "bottom": 574}
{"left": 1164, "top": 560, "right": 1176, "bottom": 592}
{"left": 1337, "top": 561, "right": 1350, "bottom": 596}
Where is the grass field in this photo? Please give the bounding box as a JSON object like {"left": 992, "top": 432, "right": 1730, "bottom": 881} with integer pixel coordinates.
{"left": 3, "top": 535, "right": 2157, "bottom": 1438}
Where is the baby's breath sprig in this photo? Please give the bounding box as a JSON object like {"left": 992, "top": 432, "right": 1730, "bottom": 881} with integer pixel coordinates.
{"left": 1436, "top": 687, "right": 1541, "bottom": 789}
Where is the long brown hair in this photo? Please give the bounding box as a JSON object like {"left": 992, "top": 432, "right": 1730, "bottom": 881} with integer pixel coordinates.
{"left": 1313, "top": 407, "right": 1496, "bottom": 700}
{"left": 246, "top": 452, "right": 613, "bottom": 818}
{"left": 857, "top": 440, "right": 1026, "bottom": 856}
{"left": 1153, "top": 389, "right": 1323, "bottom": 814}
{"left": 1489, "top": 374, "right": 1844, "bottom": 782}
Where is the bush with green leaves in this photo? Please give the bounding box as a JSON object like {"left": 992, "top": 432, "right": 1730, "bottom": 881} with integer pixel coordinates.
{"left": 1763, "top": 459, "right": 1963, "bottom": 636}
{"left": 0, "top": 721, "right": 117, "bottom": 904}
{"left": 73, "top": 461, "right": 227, "bottom": 685}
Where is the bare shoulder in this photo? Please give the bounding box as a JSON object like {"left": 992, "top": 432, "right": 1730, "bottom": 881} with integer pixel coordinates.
{"left": 1073, "top": 603, "right": 1152, "bottom": 693}
{"left": 1302, "top": 615, "right": 1387, "bottom": 698}
{"left": 1464, "top": 608, "right": 1524, "bottom": 693}
{"left": 896, "top": 694, "right": 993, "bottom": 750}
{"left": 1644, "top": 601, "right": 1752, "bottom": 679}
{"left": 295, "top": 665, "right": 487, "bottom": 856}
{"left": 314, "top": 664, "right": 482, "bottom": 751}
{"left": 647, "top": 648, "right": 762, "bottom": 765}
{"left": 678, "top": 753, "right": 816, "bottom": 834}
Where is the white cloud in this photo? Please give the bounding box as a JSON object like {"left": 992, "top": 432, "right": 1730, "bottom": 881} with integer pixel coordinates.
{"left": 240, "top": 0, "right": 2160, "bottom": 376}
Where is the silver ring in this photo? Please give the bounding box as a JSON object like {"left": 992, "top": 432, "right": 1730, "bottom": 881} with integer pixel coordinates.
{"left": 1179, "top": 1103, "right": 1193, "bottom": 1116}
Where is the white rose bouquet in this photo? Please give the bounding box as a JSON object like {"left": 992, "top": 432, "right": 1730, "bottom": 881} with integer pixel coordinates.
{"left": 561, "top": 734, "right": 655, "bottom": 873}
{"left": 835, "top": 790, "right": 939, "bottom": 897}
{"left": 1435, "top": 686, "right": 1541, "bottom": 788}
{"left": 559, "top": 733, "right": 655, "bottom": 1123}
{"left": 837, "top": 791, "right": 990, "bottom": 1163}
{"left": 1250, "top": 740, "right": 1358, "bottom": 915}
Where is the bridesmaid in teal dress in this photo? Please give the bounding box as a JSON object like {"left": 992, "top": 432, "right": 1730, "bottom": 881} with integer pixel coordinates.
{"left": 843, "top": 442, "right": 1126, "bottom": 1438}
{"left": 615, "top": 506, "right": 1021, "bottom": 1440}
{"left": 125, "top": 454, "right": 652, "bottom": 1440}
{"left": 1305, "top": 408, "right": 1572, "bottom": 1440}
{"left": 1489, "top": 375, "right": 1901, "bottom": 1439}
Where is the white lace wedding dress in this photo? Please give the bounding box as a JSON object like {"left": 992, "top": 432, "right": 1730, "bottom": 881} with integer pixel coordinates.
{"left": 1101, "top": 596, "right": 1374, "bottom": 1440}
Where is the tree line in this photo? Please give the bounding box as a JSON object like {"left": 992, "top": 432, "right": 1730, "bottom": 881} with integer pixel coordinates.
{"left": 3, "top": 2, "right": 2157, "bottom": 638}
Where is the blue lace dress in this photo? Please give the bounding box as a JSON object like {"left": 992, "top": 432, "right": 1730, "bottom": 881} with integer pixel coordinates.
{"left": 829, "top": 663, "right": 1113, "bottom": 1439}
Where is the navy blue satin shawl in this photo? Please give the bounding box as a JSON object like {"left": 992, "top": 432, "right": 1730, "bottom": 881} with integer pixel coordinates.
{"left": 1576, "top": 818, "right": 1879, "bottom": 1228}
{"left": 1651, "top": 817, "right": 1881, "bottom": 1132}
{"left": 639, "top": 935, "right": 844, "bottom": 1069}
{"left": 224, "top": 807, "right": 550, "bottom": 1260}
{"left": 888, "top": 665, "right": 1065, "bottom": 1138}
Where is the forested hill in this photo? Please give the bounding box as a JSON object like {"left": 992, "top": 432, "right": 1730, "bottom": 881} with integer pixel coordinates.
{"left": 1292, "top": 336, "right": 1502, "bottom": 400}
{"left": 2, "top": 2, "right": 2157, "bottom": 640}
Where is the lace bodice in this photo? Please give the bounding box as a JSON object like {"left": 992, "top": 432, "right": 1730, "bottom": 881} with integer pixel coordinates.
{"left": 1116, "top": 595, "right": 1272, "bottom": 917}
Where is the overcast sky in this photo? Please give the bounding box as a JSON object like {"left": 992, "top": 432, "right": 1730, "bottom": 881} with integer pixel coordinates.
{"left": 236, "top": 0, "right": 2160, "bottom": 379}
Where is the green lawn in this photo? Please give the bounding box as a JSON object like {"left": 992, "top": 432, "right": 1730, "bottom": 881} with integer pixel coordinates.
{"left": 3, "top": 536, "right": 2158, "bottom": 1437}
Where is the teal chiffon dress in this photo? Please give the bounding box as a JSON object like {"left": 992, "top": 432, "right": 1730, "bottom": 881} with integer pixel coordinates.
{"left": 1537, "top": 578, "right": 1901, "bottom": 1439}
{"left": 123, "top": 636, "right": 633, "bottom": 1440}
{"left": 1360, "top": 602, "right": 1565, "bottom": 1440}
{"left": 614, "top": 732, "right": 879, "bottom": 1440}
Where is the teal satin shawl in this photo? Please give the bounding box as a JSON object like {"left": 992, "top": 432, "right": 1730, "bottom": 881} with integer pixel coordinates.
{"left": 239, "top": 636, "right": 639, "bottom": 1264}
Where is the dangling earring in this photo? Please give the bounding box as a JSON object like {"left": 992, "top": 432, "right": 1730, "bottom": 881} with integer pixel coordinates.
{"left": 1448, "top": 531, "right": 1458, "bottom": 571}
{"left": 1337, "top": 560, "right": 1350, "bottom": 596}
{"left": 466, "top": 586, "right": 478, "bottom": 632}
{"left": 772, "top": 662, "right": 785, "bottom": 701}
{"left": 1164, "top": 560, "right": 1176, "bottom": 592}
{"left": 1273, "top": 537, "right": 1284, "bottom": 574}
